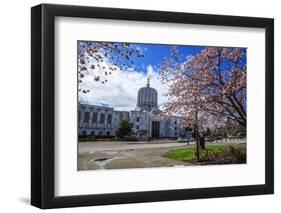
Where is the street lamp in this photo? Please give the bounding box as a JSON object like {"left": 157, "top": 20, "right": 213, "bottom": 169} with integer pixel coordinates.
{"left": 195, "top": 109, "right": 200, "bottom": 162}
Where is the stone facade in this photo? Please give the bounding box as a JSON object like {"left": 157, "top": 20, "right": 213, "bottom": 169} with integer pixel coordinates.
{"left": 78, "top": 79, "right": 186, "bottom": 139}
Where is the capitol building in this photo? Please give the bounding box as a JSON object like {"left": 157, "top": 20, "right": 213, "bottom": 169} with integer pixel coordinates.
{"left": 78, "top": 78, "right": 186, "bottom": 139}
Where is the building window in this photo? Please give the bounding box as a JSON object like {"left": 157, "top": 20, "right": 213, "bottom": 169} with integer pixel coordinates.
{"left": 99, "top": 131, "right": 102, "bottom": 136}
{"left": 107, "top": 114, "right": 112, "bottom": 124}
{"left": 175, "top": 132, "right": 177, "bottom": 136}
{"left": 99, "top": 113, "right": 105, "bottom": 123}
{"left": 136, "top": 117, "right": 140, "bottom": 122}
{"left": 82, "top": 131, "right": 87, "bottom": 136}
{"left": 106, "top": 131, "right": 110, "bottom": 136}
{"left": 175, "top": 127, "right": 177, "bottom": 130}
{"left": 136, "top": 125, "right": 139, "bottom": 130}
{"left": 83, "top": 112, "right": 90, "bottom": 123}
{"left": 91, "top": 131, "right": 95, "bottom": 136}
{"left": 175, "top": 121, "right": 177, "bottom": 125}
{"left": 92, "top": 112, "right": 98, "bottom": 123}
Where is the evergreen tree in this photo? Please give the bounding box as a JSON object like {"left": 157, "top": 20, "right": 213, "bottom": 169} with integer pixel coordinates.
{"left": 115, "top": 120, "right": 134, "bottom": 139}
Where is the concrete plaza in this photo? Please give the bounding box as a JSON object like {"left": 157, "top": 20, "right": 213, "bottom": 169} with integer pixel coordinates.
{"left": 78, "top": 139, "right": 246, "bottom": 170}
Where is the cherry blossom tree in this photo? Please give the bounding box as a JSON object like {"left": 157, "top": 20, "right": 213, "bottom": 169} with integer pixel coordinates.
{"left": 78, "top": 41, "right": 144, "bottom": 93}
{"left": 160, "top": 46, "right": 246, "bottom": 132}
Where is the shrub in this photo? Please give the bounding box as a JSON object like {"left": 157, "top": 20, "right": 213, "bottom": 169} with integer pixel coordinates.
{"left": 196, "top": 146, "right": 246, "bottom": 164}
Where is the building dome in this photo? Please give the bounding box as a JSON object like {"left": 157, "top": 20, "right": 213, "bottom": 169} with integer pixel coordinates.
{"left": 137, "top": 77, "right": 158, "bottom": 111}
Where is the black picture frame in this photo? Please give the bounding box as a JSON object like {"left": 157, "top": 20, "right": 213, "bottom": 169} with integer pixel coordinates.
{"left": 31, "top": 3, "right": 274, "bottom": 209}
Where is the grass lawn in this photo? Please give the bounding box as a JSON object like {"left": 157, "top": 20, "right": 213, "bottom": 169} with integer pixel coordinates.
{"left": 163, "top": 144, "right": 246, "bottom": 164}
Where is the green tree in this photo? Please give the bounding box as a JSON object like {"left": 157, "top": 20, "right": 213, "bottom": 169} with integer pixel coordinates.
{"left": 115, "top": 120, "right": 134, "bottom": 139}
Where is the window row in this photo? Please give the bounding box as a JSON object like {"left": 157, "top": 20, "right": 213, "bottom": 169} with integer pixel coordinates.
{"left": 80, "top": 111, "right": 112, "bottom": 124}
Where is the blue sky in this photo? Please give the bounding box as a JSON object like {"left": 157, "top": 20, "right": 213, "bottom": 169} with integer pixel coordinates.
{"left": 78, "top": 42, "right": 246, "bottom": 111}
{"left": 125, "top": 43, "right": 204, "bottom": 73}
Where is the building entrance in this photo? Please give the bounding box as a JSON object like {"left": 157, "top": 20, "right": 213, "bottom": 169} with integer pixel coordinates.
{"left": 151, "top": 121, "right": 160, "bottom": 138}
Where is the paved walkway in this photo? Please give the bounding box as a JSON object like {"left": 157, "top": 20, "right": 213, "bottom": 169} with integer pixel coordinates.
{"left": 78, "top": 141, "right": 191, "bottom": 170}
{"left": 78, "top": 139, "right": 246, "bottom": 170}
{"left": 79, "top": 141, "right": 186, "bottom": 152}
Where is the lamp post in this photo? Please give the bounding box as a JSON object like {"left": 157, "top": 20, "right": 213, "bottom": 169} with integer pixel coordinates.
{"left": 147, "top": 112, "right": 151, "bottom": 143}
{"left": 195, "top": 109, "right": 200, "bottom": 162}
{"left": 194, "top": 95, "right": 200, "bottom": 162}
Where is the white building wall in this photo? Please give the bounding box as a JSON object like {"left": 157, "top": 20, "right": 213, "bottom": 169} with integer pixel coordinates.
{"left": 78, "top": 103, "right": 186, "bottom": 139}
{"left": 78, "top": 104, "right": 114, "bottom": 137}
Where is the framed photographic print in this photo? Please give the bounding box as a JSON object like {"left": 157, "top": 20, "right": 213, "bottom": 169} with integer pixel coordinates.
{"left": 31, "top": 3, "right": 274, "bottom": 209}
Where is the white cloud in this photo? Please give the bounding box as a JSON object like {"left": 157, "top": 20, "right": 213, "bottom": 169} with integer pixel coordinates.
{"left": 146, "top": 64, "right": 154, "bottom": 75}
{"left": 186, "top": 54, "right": 194, "bottom": 62}
{"left": 79, "top": 63, "right": 169, "bottom": 111}
{"left": 134, "top": 44, "right": 148, "bottom": 54}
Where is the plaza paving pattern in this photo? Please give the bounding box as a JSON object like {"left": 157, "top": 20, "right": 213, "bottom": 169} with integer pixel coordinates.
{"left": 78, "top": 139, "right": 246, "bottom": 170}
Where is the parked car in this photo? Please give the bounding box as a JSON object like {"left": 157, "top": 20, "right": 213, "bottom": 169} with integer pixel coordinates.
{"left": 177, "top": 137, "right": 195, "bottom": 143}
{"left": 177, "top": 137, "right": 186, "bottom": 143}
{"left": 227, "top": 134, "right": 236, "bottom": 139}
{"left": 204, "top": 136, "right": 215, "bottom": 142}
{"left": 189, "top": 137, "right": 196, "bottom": 142}
{"left": 237, "top": 132, "right": 246, "bottom": 139}
{"left": 176, "top": 137, "right": 181, "bottom": 142}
